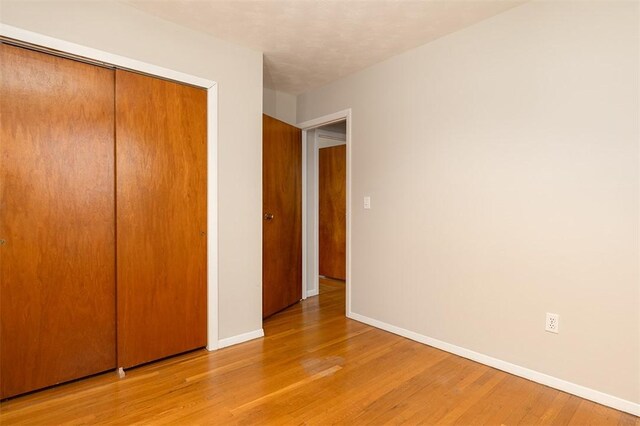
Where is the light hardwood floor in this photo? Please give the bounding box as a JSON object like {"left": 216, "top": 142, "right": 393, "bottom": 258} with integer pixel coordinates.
{"left": 1, "top": 278, "right": 638, "bottom": 425}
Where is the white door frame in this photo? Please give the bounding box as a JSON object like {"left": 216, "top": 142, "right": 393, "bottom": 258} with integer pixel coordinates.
{"left": 298, "top": 109, "right": 352, "bottom": 317}
{"left": 0, "top": 24, "right": 220, "bottom": 351}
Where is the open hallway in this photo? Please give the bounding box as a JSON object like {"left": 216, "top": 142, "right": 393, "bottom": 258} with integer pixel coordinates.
{"left": 0, "top": 278, "right": 636, "bottom": 425}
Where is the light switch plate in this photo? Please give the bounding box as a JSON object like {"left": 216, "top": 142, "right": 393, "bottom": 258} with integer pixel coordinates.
{"left": 364, "top": 196, "right": 371, "bottom": 209}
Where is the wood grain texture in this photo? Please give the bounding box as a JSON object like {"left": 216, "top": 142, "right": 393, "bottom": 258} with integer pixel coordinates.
{"left": 115, "top": 70, "right": 207, "bottom": 369}
{"left": 0, "top": 44, "right": 116, "bottom": 398}
{"left": 319, "top": 145, "right": 346, "bottom": 280}
{"left": 262, "top": 114, "right": 302, "bottom": 318}
{"left": 0, "top": 279, "right": 637, "bottom": 424}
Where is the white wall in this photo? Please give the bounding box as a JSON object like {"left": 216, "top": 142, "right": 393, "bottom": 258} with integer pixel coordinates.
{"left": 263, "top": 87, "right": 297, "bottom": 125}
{"left": 305, "top": 129, "right": 318, "bottom": 297}
{"left": 298, "top": 0, "right": 639, "bottom": 406}
{"left": 0, "top": 0, "right": 264, "bottom": 340}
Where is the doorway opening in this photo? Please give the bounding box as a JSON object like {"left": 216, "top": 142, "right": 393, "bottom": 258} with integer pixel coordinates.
{"left": 261, "top": 109, "right": 351, "bottom": 323}
{"left": 299, "top": 110, "right": 352, "bottom": 317}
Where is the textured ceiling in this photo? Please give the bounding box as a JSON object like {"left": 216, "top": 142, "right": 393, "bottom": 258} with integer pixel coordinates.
{"left": 125, "top": 0, "right": 525, "bottom": 94}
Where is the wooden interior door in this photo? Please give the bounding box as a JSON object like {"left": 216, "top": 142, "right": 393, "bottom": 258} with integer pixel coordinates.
{"left": 0, "top": 44, "right": 116, "bottom": 398}
{"left": 116, "top": 70, "right": 207, "bottom": 368}
{"left": 263, "top": 114, "right": 302, "bottom": 318}
{"left": 319, "top": 145, "right": 347, "bottom": 280}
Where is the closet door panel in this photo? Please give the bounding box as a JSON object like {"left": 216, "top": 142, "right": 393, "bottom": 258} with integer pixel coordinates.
{"left": 116, "top": 70, "right": 207, "bottom": 368}
{"left": 0, "top": 44, "right": 116, "bottom": 398}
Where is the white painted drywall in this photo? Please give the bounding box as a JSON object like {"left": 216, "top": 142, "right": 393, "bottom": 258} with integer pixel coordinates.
{"left": 305, "top": 129, "right": 318, "bottom": 297}
{"left": 0, "top": 0, "right": 263, "bottom": 340}
{"left": 298, "top": 1, "right": 639, "bottom": 404}
{"left": 263, "top": 87, "right": 297, "bottom": 125}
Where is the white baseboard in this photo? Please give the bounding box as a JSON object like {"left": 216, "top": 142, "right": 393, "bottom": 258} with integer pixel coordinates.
{"left": 217, "top": 328, "right": 264, "bottom": 349}
{"left": 307, "top": 288, "right": 319, "bottom": 297}
{"left": 347, "top": 312, "right": 639, "bottom": 417}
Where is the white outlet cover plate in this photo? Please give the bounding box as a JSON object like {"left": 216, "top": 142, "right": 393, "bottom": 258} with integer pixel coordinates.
{"left": 545, "top": 313, "right": 559, "bottom": 334}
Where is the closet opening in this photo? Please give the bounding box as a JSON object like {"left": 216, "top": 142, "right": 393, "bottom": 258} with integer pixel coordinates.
{"left": 0, "top": 31, "right": 218, "bottom": 398}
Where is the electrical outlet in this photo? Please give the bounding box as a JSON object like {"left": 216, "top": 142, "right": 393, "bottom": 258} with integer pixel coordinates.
{"left": 545, "top": 313, "right": 559, "bottom": 334}
{"left": 363, "top": 196, "right": 371, "bottom": 209}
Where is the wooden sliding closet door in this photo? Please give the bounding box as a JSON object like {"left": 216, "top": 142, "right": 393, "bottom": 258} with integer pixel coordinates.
{"left": 116, "top": 70, "right": 207, "bottom": 368}
{"left": 0, "top": 44, "right": 116, "bottom": 398}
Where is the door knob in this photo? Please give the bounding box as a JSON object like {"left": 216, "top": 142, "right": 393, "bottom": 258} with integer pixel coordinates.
{"left": 264, "top": 213, "right": 274, "bottom": 221}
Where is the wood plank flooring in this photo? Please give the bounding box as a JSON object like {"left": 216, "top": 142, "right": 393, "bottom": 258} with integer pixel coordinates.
{"left": 1, "top": 278, "right": 638, "bottom": 425}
